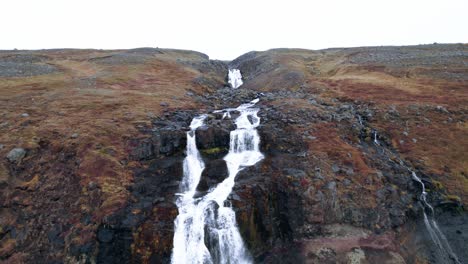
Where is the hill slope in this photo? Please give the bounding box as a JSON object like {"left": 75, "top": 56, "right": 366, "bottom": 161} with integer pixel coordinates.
{"left": 0, "top": 44, "right": 467, "bottom": 263}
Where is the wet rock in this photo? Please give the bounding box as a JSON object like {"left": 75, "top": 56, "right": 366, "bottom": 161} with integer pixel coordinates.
{"left": 195, "top": 126, "right": 230, "bottom": 154}
{"left": 230, "top": 192, "right": 241, "bottom": 201}
{"left": 153, "top": 197, "right": 165, "bottom": 204}
{"left": 197, "top": 159, "right": 228, "bottom": 192}
{"left": 6, "top": 148, "right": 26, "bottom": 163}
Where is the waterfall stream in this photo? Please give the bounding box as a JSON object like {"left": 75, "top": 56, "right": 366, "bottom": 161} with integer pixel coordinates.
{"left": 355, "top": 112, "right": 460, "bottom": 263}
{"left": 371, "top": 127, "right": 460, "bottom": 263}
{"left": 171, "top": 98, "right": 263, "bottom": 264}
{"left": 410, "top": 171, "right": 461, "bottom": 264}
{"left": 228, "top": 69, "right": 243, "bottom": 89}
{"left": 373, "top": 131, "right": 379, "bottom": 145}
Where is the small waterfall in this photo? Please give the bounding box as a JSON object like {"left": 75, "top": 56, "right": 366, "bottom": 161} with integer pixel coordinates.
{"left": 357, "top": 115, "right": 363, "bottom": 126}
{"left": 411, "top": 172, "right": 461, "bottom": 264}
{"left": 373, "top": 130, "right": 379, "bottom": 145}
{"left": 228, "top": 69, "right": 243, "bottom": 89}
{"left": 172, "top": 115, "right": 211, "bottom": 264}
{"left": 171, "top": 98, "right": 263, "bottom": 264}
{"left": 368, "top": 131, "right": 460, "bottom": 263}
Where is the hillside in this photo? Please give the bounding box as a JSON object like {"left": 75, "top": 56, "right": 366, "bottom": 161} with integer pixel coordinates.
{"left": 0, "top": 44, "right": 467, "bottom": 263}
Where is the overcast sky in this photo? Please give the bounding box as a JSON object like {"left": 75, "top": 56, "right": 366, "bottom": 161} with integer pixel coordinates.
{"left": 1, "top": 0, "right": 467, "bottom": 60}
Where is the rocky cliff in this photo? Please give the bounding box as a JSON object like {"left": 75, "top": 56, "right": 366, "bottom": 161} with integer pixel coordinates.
{"left": 0, "top": 44, "right": 467, "bottom": 263}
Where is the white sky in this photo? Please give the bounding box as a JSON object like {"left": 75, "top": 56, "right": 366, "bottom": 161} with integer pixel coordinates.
{"left": 1, "top": 0, "right": 467, "bottom": 60}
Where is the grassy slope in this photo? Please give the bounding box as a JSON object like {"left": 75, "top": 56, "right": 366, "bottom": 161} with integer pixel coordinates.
{"left": 240, "top": 44, "right": 468, "bottom": 203}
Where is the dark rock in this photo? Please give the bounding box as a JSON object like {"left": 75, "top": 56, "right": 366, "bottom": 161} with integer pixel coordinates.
{"left": 97, "top": 227, "right": 132, "bottom": 263}
{"left": 197, "top": 159, "right": 228, "bottom": 192}
{"left": 129, "top": 138, "right": 154, "bottom": 160}
{"left": 98, "top": 228, "right": 114, "bottom": 243}
{"left": 47, "top": 227, "right": 65, "bottom": 246}
{"left": 154, "top": 130, "right": 187, "bottom": 156}
{"left": 195, "top": 126, "right": 231, "bottom": 154}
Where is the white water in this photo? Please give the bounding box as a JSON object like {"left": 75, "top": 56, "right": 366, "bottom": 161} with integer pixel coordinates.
{"left": 357, "top": 115, "right": 363, "bottom": 126}
{"left": 411, "top": 172, "right": 461, "bottom": 264}
{"left": 172, "top": 98, "right": 263, "bottom": 264}
{"left": 369, "top": 133, "right": 460, "bottom": 263}
{"left": 373, "top": 131, "right": 379, "bottom": 145}
{"left": 228, "top": 69, "right": 243, "bottom": 89}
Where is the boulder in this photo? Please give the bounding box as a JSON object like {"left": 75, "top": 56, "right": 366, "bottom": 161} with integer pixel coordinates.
{"left": 6, "top": 148, "right": 26, "bottom": 163}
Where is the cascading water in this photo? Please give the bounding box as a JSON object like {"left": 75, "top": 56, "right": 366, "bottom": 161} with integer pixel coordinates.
{"left": 172, "top": 115, "right": 211, "bottom": 264}
{"left": 411, "top": 171, "right": 461, "bottom": 264}
{"left": 370, "top": 131, "right": 460, "bottom": 262}
{"left": 171, "top": 98, "right": 263, "bottom": 264}
{"left": 364, "top": 123, "right": 459, "bottom": 262}
{"left": 228, "top": 69, "right": 243, "bottom": 89}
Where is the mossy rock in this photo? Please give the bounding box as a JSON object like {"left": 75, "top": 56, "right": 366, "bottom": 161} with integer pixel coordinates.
{"left": 445, "top": 194, "right": 461, "bottom": 203}
{"left": 431, "top": 180, "right": 444, "bottom": 190}
{"left": 200, "top": 147, "right": 228, "bottom": 158}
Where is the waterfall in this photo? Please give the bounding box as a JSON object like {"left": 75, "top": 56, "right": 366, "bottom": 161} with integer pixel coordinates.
{"left": 172, "top": 115, "right": 211, "bottom": 264}
{"left": 368, "top": 131, "right": 460, "bottom": 263}
{"left": 228, "top": 69, "right": 243, "bottom": 89}
{"left": 373, "top": 131, "right": 379, "bottom": 145}
{"left": 411, "top": 172, "right": 461, "bottom": 264}
{"left": 171, "top": 98, "right": 263, "bottom": 264}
